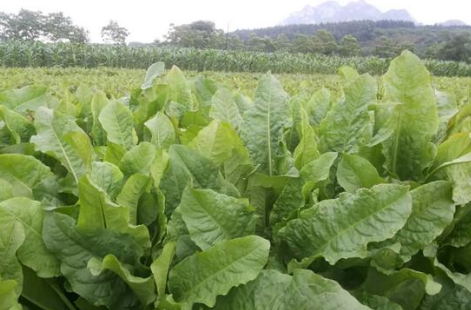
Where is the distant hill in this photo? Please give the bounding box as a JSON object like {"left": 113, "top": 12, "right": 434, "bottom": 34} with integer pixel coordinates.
{"left": 438, "top": 20, "right": 468, "bottom": 27}
{"left": 231, "top": 20, "right": 471, "bottom": 57}
{"left": 281, "top": 0, "right": 415, "bottom": 25}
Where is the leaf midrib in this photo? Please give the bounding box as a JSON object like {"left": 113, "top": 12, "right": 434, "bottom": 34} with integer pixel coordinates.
{"left": 173, "top": 240, "right": 263, "bottom": 304}
{"left": 312, "top": 189, "right": 409, "bottom": 260}
{"left": 46, "top": 115, "right": 79, "bottom": 184}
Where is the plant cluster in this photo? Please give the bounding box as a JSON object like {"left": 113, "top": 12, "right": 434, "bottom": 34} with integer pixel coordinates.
{"left": 1, "top": 52, "right": 471, "bottom": 309}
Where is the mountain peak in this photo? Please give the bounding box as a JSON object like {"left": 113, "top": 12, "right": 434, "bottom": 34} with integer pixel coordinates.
{"left": 281, "top": 1, "right": 415, "bottom": 25}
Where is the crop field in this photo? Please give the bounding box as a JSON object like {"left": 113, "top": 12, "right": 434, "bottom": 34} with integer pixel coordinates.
{"left": 2, "top": 51, "right": 471, "bottom": 309}
{"left": 2, "top": 66, "right": 471, "bottom": 101}
{"left": 4, "top": 42, "right": 471, "bottom": 77}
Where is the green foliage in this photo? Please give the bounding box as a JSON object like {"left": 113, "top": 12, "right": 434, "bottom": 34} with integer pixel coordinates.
{"left": 1, "top": 51, "right": 471, "bottom": 309}
{"left": 101, "top": 20, "right": 130, "bottom": 45}
{"left": 340, "top": 35, "right": 363, "bottom": 57}
{"left": 0, "top": 9, "right": 88, "bottom": 43}
{"left": 437, "top": 32, "right": 471, "bottom": 63}
{"left": 2, "top": 41, "right": 471, "bottom": 77}
{"left": 165, "top": 20, "right": 225, "bottom": 49}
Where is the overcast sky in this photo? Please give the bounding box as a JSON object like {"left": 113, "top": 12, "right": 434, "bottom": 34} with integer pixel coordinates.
{"left": 2, "top": 0, "right": 470, "bottom": 43}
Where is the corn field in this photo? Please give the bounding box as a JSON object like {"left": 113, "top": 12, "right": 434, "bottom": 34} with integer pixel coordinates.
{"left": 1, "top": 41, "right": 471, "bottom": 76}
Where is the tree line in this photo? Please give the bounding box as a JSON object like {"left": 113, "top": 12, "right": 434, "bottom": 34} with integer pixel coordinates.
{"left": 2, "top": 9, "right": 471, "bottom": 63}
{"left": 0, "top": 9, "right": 129, "bottom": 44}
{"left": 161, "top": 20, "right": 471, "bottom": 62}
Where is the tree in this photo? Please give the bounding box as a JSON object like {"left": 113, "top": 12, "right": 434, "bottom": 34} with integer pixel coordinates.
{"left": 0, "top": 12, "right": 9, "bottom": 41}
{"left": 316, "top": 30, "right": 337, "bottom": 55}
{"left": 246, "top": 35, "right": 276, "bottom": 52}
{"left": 43, "top": 12, "right": 88, "bottom": 43}
{"left": 339, "top": 35, "right": 362, "bottom": 57}
{"left": 101, "top": 20, "right": 129, "bottom": 45}
{"left": 374, "top": 36, "right": 397, "bottom": 58}
{"left": 291, "top": 34, "right": 322, "bottom": 54}
{"left": 165, "top": 21, "right": 224, "bottom": 49}
{"left": 437, "top": 32, "right": 471, "bottom": 62}
{"left": 275, "top": 34, "right": 291, "bottom": 52}
{"left": 0, "top": 9, "right": 88, "bottom": 43}
{"left": 227, "top": 35, "right": 244, "bottom": 50}
{"left": 4, "top": 9, "right": 44, "bottom": 40}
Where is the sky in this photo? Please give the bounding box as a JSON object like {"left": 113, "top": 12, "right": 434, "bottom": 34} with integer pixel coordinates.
{"left": 2, "top": 0, "right": 471, "bottom": 43}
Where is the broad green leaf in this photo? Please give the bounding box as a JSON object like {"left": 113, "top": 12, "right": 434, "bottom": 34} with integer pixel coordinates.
{"left": 117, "top": 174, "right": 151, "bottom": 225}
{"left": 141, "top": 62, "right": 165, "bottom": 90}
{"left": 90, "top": 91, "right": 109, "bottom": 146}
{"left": 99, "top": 101, "right": 135, "bottom": 150}
{"left": 77, "top": 176, "right": 150, "bottom": 249}
{"left": 209, "top": 88, "right": 242, "bottom": 129}
{"left": 89, "top": 161, "right": 124, "bottom": 200}
{"left": 168, "top": 235, "right": 270, "bottom": 307}
{"left": 167, "top": 66, "right": 195, "bottom": 111}
{"left": 21, "top": 266, "right": 75, "bottom": 310}
{"left": 167, "top": 145, "right": 221, "bottom": 188}
{"left": 150, "top": 149, "right": 169, "bottom": 188}
{"left": 0, "top": 198, "right": 60, "bottom": 278}
{"left": 0, "top": 220, "right": 24, "bottom": 294}
{"left": 436, "top": 89, "right": 458, "bottom": 123}
{"left": 56, "top": 87, "right": 81, "bottom": 118}
{"left": 179, "top": 187, "right": 257, "bottom": 250}
{"left": 433, "top": 133, "right": 471, "bottom": 168}
{"left": 159, "top": 145, "right": 222, "bottom": 216}
{"left": 444, "top": 205, "right": 471, "bottom": 248}
{"left": 189, "top": 120, "right": 249, "bottom": 166}
{"left": 234, "top": 93, "right": 252, "bottom": 113}
{"left": 300, "top": 151, "right": 338, "bottom": 199}
{"left": 31, "top": 107, "right": 92, "bottom": 183}
{"left": 75, "top": 84, "right": 93, "bottom": 107}
{"left": 300, "top": 151, "right": 337, "bottom": 183}
{"left": 88, "top": 254, "right": 156, "bottom": 306}
{"left": 0, "top": 278, "right": 20, "bottom": 310}
{"left": 194, "top": 75, "right": 218, "bottom": 110}
{"left": 285, "top": 92, "right": 306, "bottom": 153}
{"left": 385, "top": 181, "right": 455, "bottom": 259}
{"left": 319, "top": 74, "right": 376, "bottom": 153}
{"left": 419, "top": 284, "right": 471, "bottom": 310}
{"left": 293, "top": 106, "right": 320, "bottom": 169}
{"left": 270, "top": 177, "right": 304, "bottom": 227}
{"left": 144, "top": 112, "right": 175, "bottom": 149}
{"left": 165, "top": 207, "right": 191, "bottom": 247}
{"left": 0, "top": 180, "right": 13, "bottom": 202}
{"left": 240, "top": 73, "right": 291, "bottom": 176}
{"left": 280, "top": 184, "right": 411, "bottom": 265}
{"left": 0, "top": 105, "right": 34, "bottom": 143}
{"left": 0, "top": 154, "right": 52, "bottom": 198}
{"left": 353, "top": 290, "right": 402, "bottom": 310}
{"left": 119, "top": 142, "right": 156, "bottom": 176}
{"left": 368, "top": 102, "right": 402, "bottom": 147}
{"left": 362, "top": 268, "right": 441, "bottom": 310}
{"left": 434, "top": 260, "right": 471, "bottom": 292}
{"left": 104, "top": 142, "right": 127, "bottom": 166}
{"left": 77, "top": 176, "right": 122, "bottom": 231}
{"left": 382, "top": 51, "right": 439, "bottom": 180}
{"left": 337, "top": 154, "right": 384, "bottom": 193}
{"left": 151, "top": 242, "right": 176, "bottom": 304}
{"left": 304, "top": 87, "right": 331, "bottom": 126}
{"left": 339, "top": 66, "right": 360, "bottom": 81}
{"left": 43, "top": 212, "right": 144, "bottom": 308}
{"left": 431, "top": 133, "right": 471, "bottom": 204}
{"left": 449, "top": 101, "right": 471, "bottom": 135}
{"left": 214, "top": 269, "right": 369, "bottom": 310}
{"left": 0, "top": 85, "right": 55, "bottom": 112}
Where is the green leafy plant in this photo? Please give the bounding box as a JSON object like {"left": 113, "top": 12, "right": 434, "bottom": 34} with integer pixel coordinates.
{"left": 1, "top": 51, "right": 471, "bottom": 310}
